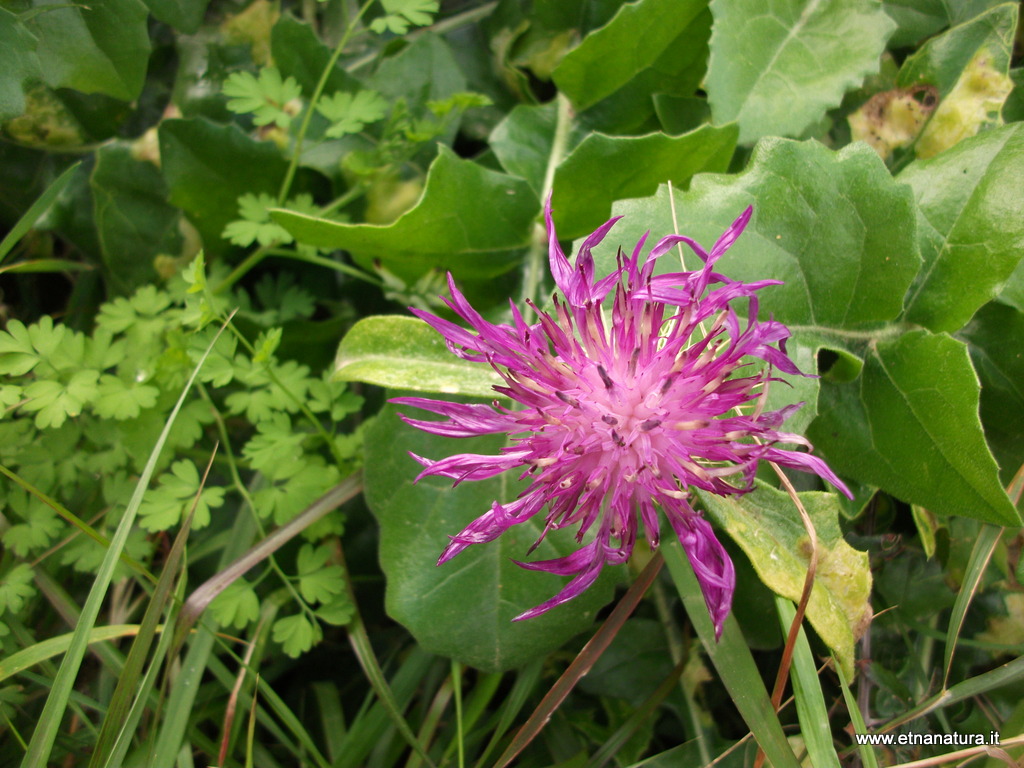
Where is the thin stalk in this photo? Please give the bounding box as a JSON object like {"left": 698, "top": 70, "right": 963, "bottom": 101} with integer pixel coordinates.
{"left": 278, "top": 0, "right": 379, "bottom": 205}
{"left": 519, "top": 93, "right": 573, "bottom": 308}
{"left": 492, "top": 552, "right": 664, "bottom": 768}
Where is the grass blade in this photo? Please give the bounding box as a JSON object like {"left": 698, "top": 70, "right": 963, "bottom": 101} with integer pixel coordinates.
{"left": 19, "top": 316, "right": 230, "bottom": 768}
{"left": 776, "top": 597, "right": 841, "bottom": 768}
{"left": 662, "top": 540, "right": 801, "bottom": 768}
{"left": 835, "top": 653, "right": 879, "bottom": 768}
{"left": 942, "top": 523, "right": 1001, "bottom": 687}
{"left": 0, "top": 162, "right": 79, "bottom": 265}
{"left": 90, "top": 450, "right": 214, "bottom": 768}
{"left": 0, "top": 625, "right": 151, "bottom": 684}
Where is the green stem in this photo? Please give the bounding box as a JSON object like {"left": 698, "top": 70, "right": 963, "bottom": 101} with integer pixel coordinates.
{"left": 519, "top": 93, "right": 573, "bottom": 308}
{"left": 277, "top": 0, "right": 379, "bottom": 205}
{"left": 221, "top": 320, "right": 349, "bottom": 469}
{"left": 199, "top": 385, "right": 317, "bottom": 624}
{"left": 214, "top": 244, "right": 273, "bottom": 295}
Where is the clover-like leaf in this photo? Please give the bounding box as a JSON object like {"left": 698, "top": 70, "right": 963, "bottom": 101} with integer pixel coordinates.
{"left": 223, "top": 67, "right": 302, "bottom": 128}
{"left": 0, "top": 564, "right": 35, "bottom": 615}
{"left": 370, "top": 0, "right": 438, "bottom": 34}
{"left": 272, "top": 613, "right": 321, "bottom": 658}
{"left": 210, "top": 580, "right": 261, "bottom": 630}
{"left": 138, "top": 459, "right": 226, "bottom": 531}
{"left": 296, "top": 543, "right": 345, "bottom": 605}
{"left": 316, "top": 90, "right": 388, "bottom": 137}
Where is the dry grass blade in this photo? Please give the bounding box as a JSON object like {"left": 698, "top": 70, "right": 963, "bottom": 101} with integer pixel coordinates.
{"left": 492, "top": 551, "right": 665, "bottom": 768}
{"left": 884, "top": 734, "right": 1024, "bottom": 767}
{"left": 171, "top": 473, "right": 362, "bottom": 655}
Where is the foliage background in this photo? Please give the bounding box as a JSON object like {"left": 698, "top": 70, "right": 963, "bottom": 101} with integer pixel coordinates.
{"left": 1, "top": 0, "right": 1024, "bottom": 766}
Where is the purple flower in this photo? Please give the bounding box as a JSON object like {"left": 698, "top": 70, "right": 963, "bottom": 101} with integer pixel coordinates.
{"left": 393, "top": 201, "right": 850, "bottom": 637}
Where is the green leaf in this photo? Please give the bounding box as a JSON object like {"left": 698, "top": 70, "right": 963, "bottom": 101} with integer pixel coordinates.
{"left": 138, "top": 459, "right": 225, "bottom": 531}
{"left": 898, "top": 5, "right": 1017, "bottom": 159}
{"left": 139, "top": 0, "right": 207, "bottom": 33}
{"left": 961, "top": 302, "right": 1024, "bottom": 483}
{"left": 808, "top": 330, "right": 1021, "bottom": 527}
{"left": 222, "top": 192, "right": 316, "bottom": 247}
{"left": 272, "top": 613, "right": 320, "bottom": 658}
{"left": 0, "top": 9, "right": 41, "bottom": 122}
{"left": 706, "top": 0, "right": 895, "bottom": 143}
{"left": 92, "top": 375, "right": 159, "bottom": 420}
{"left": 209, "top": 580, "right": 261, "bottom": 629}
{"left": 91, "top": 143, "right": 182, "bottom": 294}
{"left": 373, "top": 33, "right": 464, "bottom": 103}
{"left": 364, "top": 401, "right": 616, "bottom": 673}
{"left": 550, "top": 124, "right": 738, "bottom": 240}
{"left": 2, "top": 316, "right": 66, "bottom": 376}
{"left": 370, "top": 0, "right": 438, "bottom": 34}
{"left": 489, "top": 102, "right": 558, "bottom": 196}
{"left": 159, "top": 118, "right": 291, "bottom": 256}
{"left": 223, "top": 67, "right": 302, "bottom": 129}
{"left": 296, "top": 543, "right": 345, "bottom": 604}
{"left": 273, "top": 146, "right": 539, "bottom": 282}
{"left": 22, "top": 370, "right": 99, "bottom": 429}
{"left": 334, "top": 315, "right": 502, "bottom": 398}
{"left": 897, "top": 4, "right": 1016, "bottom": 95}
{"left": 3, "top": 491, "right": 62, "bottom": 557}
{"left": 25, "top": 0, "right": 151, "bottom": 101}
{"left": 697, "top": 482, "right": 872, "bottom": 678}
{"left": 897, "top": 124, "right": 1024, "bottom": 332}
{"left": 316, "top": 90, "right": 388, "bottom": 138}
{"left": 271, "top": 15, "right": 360, "bottom": 96}
{"left": 0, "top": 564, "right": 36, "bottom": 615}
{"left": 553, "top": 0, "right": 708, "bottom": 111}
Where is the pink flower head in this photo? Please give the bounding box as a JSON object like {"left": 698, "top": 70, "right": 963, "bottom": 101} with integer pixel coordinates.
{"left": 394, "top": 200, "right": 850, "bottom": 637}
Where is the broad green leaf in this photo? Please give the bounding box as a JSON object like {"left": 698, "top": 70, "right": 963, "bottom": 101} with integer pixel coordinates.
{"left": 809, "top": 330, "right": 1021, "bottom": 527}
{"left": 961, "top": 302, "right": 1024, "bottom": 483}
{"left": 553, "top": 0, "right": 707, "bottom": 111}
{"left": 139, "top": 0, "right": 208, "bottom": 33}
{"left": 364, "top": 401, "right": 615, "bottom": 673}
{"left": 271, "top": 15, "right": 360, "bottom": 96}
{"left": 550, "top": 124, "right": 738, "bottom": 240}
{"left": 697, "top": 482, "right": 872, "bottom": 679}
{"left": 489, "top": 102, "right": 558, "bottom": 196}
{"left": 706, "top": 0, "right": 895, "bottom": 143}
{"left": 604, "top": 140, "right": 920, "bottom": 334}
{"left": 91, "top": 144, "right": 182, "bottom": 294}
{"left": 0, "top": 9, "right": 41, "bottom": 122}
{"left": 26, "top": 0, "right": 151, "bottom": 102}
{"left": 369, "top": 34, "right": 466, "bottom": 117}
{"left": 898, "top": 124, "right": 1024, "bottom": 332}
{"left": 334, "top": 315, "right": 501, "bottom": 397}
{"left": 898, "top": 5, "right": 1017, "bottom": 159}
{"left": 897, "top": 4, "right": 1016, "bottom": 95}
{"left": 159, "top": 118, "right": 290, "bottom": 256}
{"left": 273, "top": 147, "right": 539, "bottom": 281}
{"left": 883, "top": 0, "right": 950, "bottom": 47}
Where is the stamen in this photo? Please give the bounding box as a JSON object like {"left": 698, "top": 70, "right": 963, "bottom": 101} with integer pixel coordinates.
{"left": 601, "top": 415, "right": 619, "bottom": 426}
{"left": 639, "top": 418, "right": 662, "bottom": 432}
{"left": 610, "top": 429, "right": 626, "bottom": 447}
{"left": 596, "top": 364, "right": 614, "bottom": 389}
{"left": 556, "top": 391, "right": 580, "bottom": 407}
